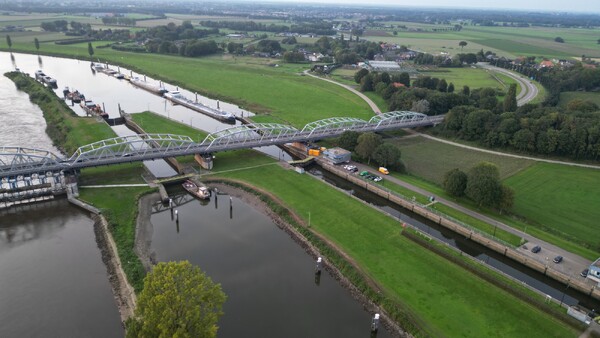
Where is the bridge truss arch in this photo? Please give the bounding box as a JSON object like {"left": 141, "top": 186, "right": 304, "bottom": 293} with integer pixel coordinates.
{"left": 68, "top": 134, "right": 196, "bottom": 165}
{"left": 300, "top": 117, "right": 369, "bottom": 138}
{"left": 0, "top": 147, "right": 64, "bottom": 176}
{"left": 202, "top": 123, "right": 299, "bottom": 150}
{"left": 368, "top": 111, "right": 429, "bottom": 130}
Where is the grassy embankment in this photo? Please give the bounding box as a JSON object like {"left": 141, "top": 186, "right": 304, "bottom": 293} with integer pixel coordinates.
{"left": 392, "top": 135, "right": 600, "bottom": 259}
{"left": 205, "top": 151, "right": 577, "bottom": 338}
{"left": 5, "top": 71, "right": 153, "bottom": 292}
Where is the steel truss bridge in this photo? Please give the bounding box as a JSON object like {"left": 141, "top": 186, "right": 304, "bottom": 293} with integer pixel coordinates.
{"left": 1, "top": 112, "right": 443, "bottom": 177}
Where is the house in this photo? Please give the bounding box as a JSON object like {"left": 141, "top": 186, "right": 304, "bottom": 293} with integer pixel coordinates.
{"left": 539, "top": 60, "right": 554, "bottom": 68}
{"left": 392, "top": 82, "right": 406, "bottom": 88}
{"left": 323, "top": 147, "right": 351, "bottom": 164}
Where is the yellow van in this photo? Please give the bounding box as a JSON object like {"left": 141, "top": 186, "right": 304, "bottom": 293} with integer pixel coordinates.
{"left": 378, "top": 167, "right": 389, "bottom": 175}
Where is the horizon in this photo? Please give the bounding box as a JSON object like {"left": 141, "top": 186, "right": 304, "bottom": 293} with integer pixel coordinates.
{"left": 235, "top": 0, "right": 600, "bottom": 14}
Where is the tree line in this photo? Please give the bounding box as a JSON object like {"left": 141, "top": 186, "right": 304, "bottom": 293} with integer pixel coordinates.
{"left": 354, "top": 69, "right": 518, "bottom": 116}
{"left": 200, "top": 20, "right": 335, "bottom": 35}
{"left": 438, "top": 103, "right": 600, "bottom": 160}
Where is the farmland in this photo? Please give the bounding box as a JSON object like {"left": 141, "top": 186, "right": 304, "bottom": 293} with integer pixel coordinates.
{"left": 505, "top": 163, "right": 600, "bottom": 251}
{"left": 390, "top": 135, "right": 534, "bottom": 184}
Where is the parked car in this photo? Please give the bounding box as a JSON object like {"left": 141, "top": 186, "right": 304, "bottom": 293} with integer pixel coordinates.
{"left": 581, "top": 268, "right": 589, "bottom": 277}
{"left": 531, "top": 246, "right": 541, "bottom": 253}
{"left": 553, "top": 256, "right": 563, "bottom": 263}
{"left": 359, "top": 171, "right": 369, "bottom": 177}
{"left": 373, "top": 176, "right": 383, "bottom": 182}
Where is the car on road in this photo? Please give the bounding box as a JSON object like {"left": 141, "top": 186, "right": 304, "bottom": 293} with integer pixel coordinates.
{"left": 553, "top": 256, "right": 563, "bottom": 263}
{"left": 531, "top": 246, "right": 541, "bottom": 253}
{"left": 581, "top": 268, "right": 589, "bottom": 277}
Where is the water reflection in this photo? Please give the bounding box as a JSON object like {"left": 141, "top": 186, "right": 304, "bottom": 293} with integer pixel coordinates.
{"left": 150, "top": 188, "right": 392, "bottom": 338}
{"left": 0, "top": 199, "right": 123, "bottom": 337}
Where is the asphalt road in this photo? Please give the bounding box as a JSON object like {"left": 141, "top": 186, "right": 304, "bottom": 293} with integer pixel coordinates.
{"left": 477, "top": 62, "right": 539, "bottom": 106}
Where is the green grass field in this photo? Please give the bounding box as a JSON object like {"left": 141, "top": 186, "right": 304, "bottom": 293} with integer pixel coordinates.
{"left": 209, "top": 153, "right": 576, "bottom": 338}
{"left": 420, "top": 67, "right": 518, "bottom": 92}
{"left": 559, "top": 91, "right": 600, "bottom": 107}
{"left": 390, "top": 136, "right": 534, "bottom": 184}
{"left": 505, "top": 163, "right": 600, "bottom": 251}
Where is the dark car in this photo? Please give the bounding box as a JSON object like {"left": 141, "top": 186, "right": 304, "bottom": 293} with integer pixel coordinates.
{"left": 531, "top": 246, "right": 541, "bottom": 253}
{"left": 553, "top": 256, "right": 563, "bottom": 263}
{"left": 581, "top": 268, "right": 589, "bottom": 277}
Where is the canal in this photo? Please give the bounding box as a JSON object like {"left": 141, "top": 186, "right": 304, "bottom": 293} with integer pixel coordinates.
{"left": 309, "top": 165, "right": 600, "bottom": 310}
{"left": 149, "top": 188, "right": 393, "bottom": 337}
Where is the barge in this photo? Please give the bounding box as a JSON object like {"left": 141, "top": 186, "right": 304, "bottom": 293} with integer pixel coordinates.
{"left": 130, "top": 77, "right": 168, "bottom": 96}
{"left": 164, "top": 90, "right": 235, "bottom": 124}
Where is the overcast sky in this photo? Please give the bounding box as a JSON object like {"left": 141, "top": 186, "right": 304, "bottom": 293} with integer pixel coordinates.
{"left": 256, "top": 0, "right": 598, "bottom": 13}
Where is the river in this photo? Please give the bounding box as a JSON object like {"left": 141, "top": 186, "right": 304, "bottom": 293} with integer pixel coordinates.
{"left": 0, "top": 52, "right": 388, "bottom": 337}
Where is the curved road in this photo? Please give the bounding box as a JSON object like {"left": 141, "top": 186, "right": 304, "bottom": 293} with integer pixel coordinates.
{"left": 303, "top": 70, "right": 382, "bottom": 114}
{"left": 477, "top": 63, "right": 539, "bottom": 106}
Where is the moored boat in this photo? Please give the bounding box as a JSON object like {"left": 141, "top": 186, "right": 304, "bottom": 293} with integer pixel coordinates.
{"left": 164, "top": 90, "right": 236, "bottom": 124}
{"left": 81, "top": 100, "right": 108, "bottom": 119}
{"left": 130, "top": 77, "right": 168, "bottom": 96}
{"left": 182, "top": 180, "right": 211, "bottom": 200}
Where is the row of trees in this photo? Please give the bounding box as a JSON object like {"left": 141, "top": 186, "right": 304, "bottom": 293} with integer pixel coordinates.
{"left": 443, "top": 162, "right": 514, "bottom": 210}
{"left": 101, "top": 16, "right": 136, "bottom": 26}
{"left": 135, "top": 21, "right": 218, "bottom": 42}
{"left": 199, "top": 20, "right": 335, "bottom": 35}
{"left": 354, "top": 69, "right": 518, "bottom": 116}
{"left": 439, "top": 103, "right": 600, "bottom": 160}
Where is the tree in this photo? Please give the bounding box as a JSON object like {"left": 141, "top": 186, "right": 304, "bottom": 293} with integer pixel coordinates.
{"left": 498, "top": 185, "right": 514, "bottom": 212}
{"left": 459, "top": 41, "right": 467, "bottom": 50}
{"left": 355, "top": 132, "right": 382, "bottom": 164}
{"left": 462, "top": 85, "right": 470, "bottom": 96}
{"left": 411, "top": 99, "right": 430, "bottom": 113}
{"left": 126, "top": 261, "right": 226, "bottom": 338}
{"left": 87, "top": 42, "right": 94, "bottom": 60}
{"left": 443, "top": 168, "right": 468, "bottom": 197}
{"left": 34, "top": 37, "right": 40, "bottom": 53}
{"left": 597, "top": 38, "right": 600, "bottom": 44}
{"left": 337, "top": 131, "right": 360, "bottom": 151}
{"left": 503, "top": 83, "right": 518, "bottom": 112}
{"left": 354, "top": 68, "right": 369, "bottom": 84}
{"left": 554, "top": 37, "right": 564, "bottom": 43}
{"left": 465, "top": 162, "right": 502, "bottom": 207}
{"left": 437, "top": 79, "right": 448, "bottom": 92}
{"left": 6, "top": 35, "right": 12, "bottom": 51}
{"left": 372, "top": 143, "right": 403, "bottom": 170}
{"left": 447, "top": 82, "right": 455, "bottom": 93}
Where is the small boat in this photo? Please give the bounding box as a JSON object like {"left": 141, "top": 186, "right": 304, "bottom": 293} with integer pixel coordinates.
{"left": 66, "top": 89, "right": 83, "bottom": 103}
{"left": 182, "top": 180, "right": 211, "bottom": 200}
{"left": 114, "top": 73, "right": 125, "bottom": 79}
{"left": 81, "top": 99, "right": 108, "bottom": 119}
